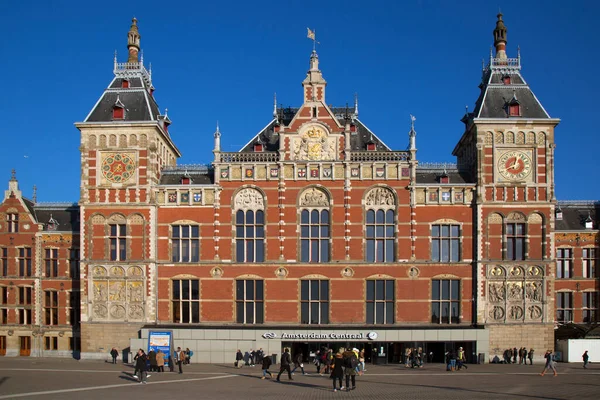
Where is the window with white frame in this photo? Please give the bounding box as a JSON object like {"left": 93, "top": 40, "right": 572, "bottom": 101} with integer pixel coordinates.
{"left": 171, "top": 225, "right": 200, "bottom": 263}
{"left": 556, "top": 292, "right": 573, "bottom": 323}
{"left": 44, "top": 291, "right": 59, "bottom": 325}
{"left": 300, "top": 280, "right": 329, "bottom": 324}
{"left": 236, "top": 279, "right": 264, "bottom": 324}
{"left": 431, "top": 279, "right": 460, "bottom": 324}
{"left": 235, "top": 210, "right": 265, "bottom": 262}
{"left": 171, "top": 279, "right": 200, "bottom": 323}
{"left": 366, "top": 209, "right": 395, "bottom": 262}
{"left": 109, "top": 224, "right": 127, "bottom": 261}
{"left": 583, "top": 292, "right": 597, "bottom": 323}
{"left": 0, "top": 287, "right": 7, "bottom": 325}
{"left": 18, "top": 248, "right": 32, "bottom": 277}
{"left": 7, "top": 213, "right": 18, "bottom": 233}
{"left": 583, "top": 248, "right": 596, "bottom": 278}
{"left": 366, "top": 280, "right": 394, "bottom": 324}
{"left": 557, "top": 248, "right": 573, "bottom": 278}
{"left": 300, "top": 209, "right": 330, "bottom": 262}
{"left": 0, "top": 248, "right": 7, "bottom": 276}
{"left": 506, "top": 222, "right": 525, "bottom": 260}
{"left": 44, "top": 336, "right": 58, "bottom": 350}
{"left": 45, "top": 248, "right": 58, "bottom": 277}
{"left": 431, "top": 225, "right": 460, "bottom": 262}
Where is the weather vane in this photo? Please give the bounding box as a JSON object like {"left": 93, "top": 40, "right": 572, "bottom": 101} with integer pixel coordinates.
{"left": 307, "top": 27, "right": 320, "bottom": 51}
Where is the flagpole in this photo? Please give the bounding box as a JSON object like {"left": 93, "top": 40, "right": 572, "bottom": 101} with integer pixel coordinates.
{"left": 313, "top": 29, "right": 316, "bottom": 52}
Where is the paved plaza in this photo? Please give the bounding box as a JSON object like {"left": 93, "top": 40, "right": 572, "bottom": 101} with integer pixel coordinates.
{"left": 0, "top": 358, "right": 598, "bottom": 399}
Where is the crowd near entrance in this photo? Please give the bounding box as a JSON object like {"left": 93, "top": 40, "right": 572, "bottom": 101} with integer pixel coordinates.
{"left": 284, "top": 341, "right": 476, "bottom": 365}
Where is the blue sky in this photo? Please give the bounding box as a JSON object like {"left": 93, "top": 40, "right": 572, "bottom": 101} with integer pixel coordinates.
{"left": 0, "top": 0, "right": 598, "bottom": 202}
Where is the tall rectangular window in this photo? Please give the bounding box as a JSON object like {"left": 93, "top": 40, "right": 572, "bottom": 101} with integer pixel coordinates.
{"left": 171, "top": 280, "right": 200, "bottom": 323}
{"left": 44, "top": 336, "right": 58, "bottom": 350}
{"left": 583, "top": 292, "right": 597, "bottom": 323}
{"left": 44, "top": 291, "right": 59, "bottom": 325}
{"left": 18, "top": 287, "right": 32, "bottom": 326}
{"left": 235, "top": 210, "right": 265, "bottom": 262}
{"left": 431, "top": 225, "right": 460, "bottom": 262}
{"left": 0, "top": 248, "right": 7, "bottom": 276}
{"left": 236, "top": 280, "right": 264, "bottom": 324}
{"left": 556, "top": 292, "right": 573, "bottom": 323}
{"left": 45, "top": 248, "right": 59, "bottom": 277}
{"left": 18, "top": 309, "right": 32, "bottom": 325}
{"left": 583, "top": 248, "right": 596, "bottom": 279}
{"left": 19, "top": 287, "right": 32, "bottom": 305}
{"left": 506, "top": 223, "right": 525, "bottom": 260}
{"left": 69, "top": 249, "right": 80, "bottom": 278}
{"left": 171, "top": 225, "right": 200, "bottom": 263}
{"left": 18, "top": 248, "right": 32, "bottom": 277}
{"left": 432, "top": 279, "right": 460, "bottom": 324}
{"left": 366, "top": 280, "right": 394, "bottom": 324}
{"left": 557, "top": 248, "right": 573, "bottom": 279}
{"left": 300, "top": 280, "right": 329, "bottom": 324}
{"left": 69, "top": 291, "right": 80, "bottom": 326}
{"left": 300, "top": 209, "right": 330, "bottom": 262}
{"left": 0, "top": 308, "right": 7, "bottom": 324}
{"left": 366, "top": 209, "right": 395, "bottom": 262}
{"left": 109, "top": 224, "right": 127, "bottom": 261}
{"left": 0, "top": 287, "right": 7, "bottom": 325}
{"left": 7, "top": 213, "right": 18, "bottom": 233}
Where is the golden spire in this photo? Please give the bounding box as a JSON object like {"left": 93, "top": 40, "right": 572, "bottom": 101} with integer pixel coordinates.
{"left": 127, "top": 18, "right": 141, "bottom": 63}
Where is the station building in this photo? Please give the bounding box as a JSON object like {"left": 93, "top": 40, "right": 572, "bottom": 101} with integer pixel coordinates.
{"left": 0, "top": 15, "right": 598, "bottom": 363}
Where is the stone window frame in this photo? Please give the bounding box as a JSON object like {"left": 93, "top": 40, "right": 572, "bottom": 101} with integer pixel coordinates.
{"left": 7, "top": 212, "right": 18, "bottom": 233}
{"left": 44, "top": 290, "right": 59, "bottom": 326}
{"left": 431, "top": 278, "right": 461, "bottom": 324}
{"left": 363, "top": 186, "right": 397, "bottom": 263}
{"left": 235, "top": 279, "right": 264, "bottom": 324}
{"left": 556, "top": 247, "right": 573, "bottom": 279}
{"left": 582, "top": 247, "right": 597, "bottom": 279}
{"left": 0, "top": 247, "right": 7, "bottom": 276}
{"left": 429, "top": 219, "right": 462, "bottom": 263}
{"left": 170, "top": 224, "right": 200, "bottom": 263}
{"left": 17, "top": 247, "right": 32, "bottom": 277}
{"left": 300, "top": 279, "right": 329, "bottom": 325}
{"left": 44, "top": 336, "right": 58, "bottom": 351}
{"left": 297, "top": 187, "right": 332, "bottom": 263}
{"left": 582, "top": 291, "right": 597, "bottom": 324}
{"left": 232, "top": 187, "right": 267, "bottom": 263}
{"left": 504, "top": 212, "right": 527, "bottom": 261}
{"left": 365, "top": 279, "right": 395, "bottom": 325}
{"left": 556, "top": 291, "right": 573, "bottom": 323}
{"left": 68, "top": 248, "right": 80, "bottom": 278}
{"left": 44, "top": 248, "right": 59, "bottom": 278}
{"left": 171, "top": 278, "right": 200, "bottom": 323}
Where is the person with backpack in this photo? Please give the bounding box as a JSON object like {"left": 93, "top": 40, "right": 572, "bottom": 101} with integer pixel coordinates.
{"left": 276, "top": 348, "right": 293, "bottom": 382}
{"left": 331, "top": 349, "right": 344, "bottom": 392}
{"left": 540, "top": 349, "right": 557, "bottom": 376}
{"left": 261, "top": 354, "right": 273, "bottom": 379}
{"left": 342, "top": 347, "right": 358, "bottom": 391}
{"left": 291, "top": 351, "right": 307, "bottom": 375}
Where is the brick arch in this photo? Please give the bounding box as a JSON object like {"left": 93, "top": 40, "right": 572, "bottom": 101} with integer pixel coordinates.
{"left": 300, "top": 274, "right": 328, "bottom": 280}
{"left": 506, "top": 211, "right": 526, "bottom": 222}
{"left": 106, "top": 213, "right": 127, "bottom": 224}
{"left": 486, "top": 212, "right": 505, "bottom": 259}
{"left": 88, "top": 135, "right": 97, "bottom": 149}
{"left": 232, "top": 186, "right": 266, "bottom": 211}
{"left": 527, "top": 212, "right": 546, "bottom": 259}
{"left": 366, "top": 274, "right": 394, "bottom": 279}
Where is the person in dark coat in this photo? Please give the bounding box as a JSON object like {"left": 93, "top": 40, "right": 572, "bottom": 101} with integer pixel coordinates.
{"left": 276, "top": 348, "right": 293, "bottom": 381}
{"left": 512, "top": 347, "right": 518, "bottom": 364}
{"left": 110, "top": 348, "right": 118, "bottom": 364}
{"left": 235, "top": 349, "right": 244, "bottom": 368}
{"left": 291, "top": 351, "right": 307, "bottom": 375}
{"left": 261, "top": 354, "right": 273, "bottom": 379}
{"left": 134, "top": 349, "right": 148, "bottom": 383}
{"left": 331, "top": 350, "right": 344, "bottom": 392}
{"left": 148, "top": 349, "right": 157, "bottom": 372}
{"left": 528, "top": 348, "right": 534, "bottom": 365}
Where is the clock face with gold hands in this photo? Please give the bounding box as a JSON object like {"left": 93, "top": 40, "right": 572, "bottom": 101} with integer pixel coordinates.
{"left": 498, "top": 151, "right": 532, "bottom": 181}
{"left": 101, "top": 153, "right": 136, "bottom": 183}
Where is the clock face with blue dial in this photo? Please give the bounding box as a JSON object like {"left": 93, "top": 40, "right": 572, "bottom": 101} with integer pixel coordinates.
{"left": 102, "top": 153, "right": 136, "bottom": 183}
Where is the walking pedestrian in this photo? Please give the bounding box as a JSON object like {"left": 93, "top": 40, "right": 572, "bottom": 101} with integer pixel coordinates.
{"left": 359, "top": 348, "right": 366, "bottom": 373}
{"left": 582, "top": 350, "right": 589, "bottom": 369}
{"left": 133, "top": 349, "right": 148, "bottom": 384}
{"left": 540, "top": 349, "right": 557, "bottom": 376}
{"left": 235, "top": 349, "right": 244, "bottom": 368}
{"left": 342, "top": 347, "right": 358, "bottom": 391}
{"left": 261, "top": 354, "right": 273, "bottom": 379}
{"left": 528, "top": 348, "right": 534, "bottom": 365}
{"left": 457, "top": 347, "right": 468, "bottom": 370}
{"left": 175, "top": 347, "right": 184, "bottom": 374}
{"left": 276, "top": 348, "right": 293, "bottom": 381}
{"left": 331, "top": 350, "right": 344, "bottom": 392}
{"left": 291, "top": 351, "right": 307, "bottom": 375}
{"left": 110, "top": 347, "right": 118, "bottom": 364}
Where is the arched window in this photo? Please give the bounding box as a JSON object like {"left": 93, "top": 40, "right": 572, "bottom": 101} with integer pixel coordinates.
{"left": 365, "top": 187, "right": 396, "bottom": 262}
{"left": 234, "top": 188, "right": 265, "bottom": 263}
{"left": 299, "top": 188, "right": 330, "bottom": 263}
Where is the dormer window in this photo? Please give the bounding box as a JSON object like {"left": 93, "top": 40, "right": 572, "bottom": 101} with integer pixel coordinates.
{"left": 122, "top": 79, "right": 130, "bottom": 88}
{"left": 509, "top": 103, "right": 520, "bottom": 116}
{"left": 440, "top": 175, "right": 449, "bottom": 184}
{"left": 112, "top": 96, "right": 125, "bottom": 120}
{"left": 350, "top": 124, "right": 357, "bottom": 132}
{"left": 585, "top": 215, "right": 594, "bottom": 229}
{"left": 47, "top": 216, "right": 59, "bottom": 231}
{"left": 366, "top": 143, "right": 376, "bottom": 151}
{"left": 254, "top": 143, "right": 264, "bottom": 152}
{"left": 502, "top": 75, "right": 511, "bottom": 85}
{"left": 181, "top": 177, "right": 191, "bottom": 185}
{"left": 555, "top": 208, "right": 563, "bottom": 221}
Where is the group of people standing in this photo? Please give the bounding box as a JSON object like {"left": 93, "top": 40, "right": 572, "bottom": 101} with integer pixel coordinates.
{"left": 235, "top": 348, "right": 265, "bottom": 368}
{"left": 501, "top": 347, "right": 534, "bottom": 365}
{"left": 445, "top": 347, "right": 468, "bottom": 371}
{"left": 130, "top": 347, "right": 188, "bottom": 383}
{"left": 404, "top": 347, "right": 424, "bottom": 368}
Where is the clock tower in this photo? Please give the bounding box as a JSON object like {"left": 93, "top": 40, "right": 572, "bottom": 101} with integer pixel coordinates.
{"left": 453, "top": 14, "right": 560, "bottom": 355}
{"left": 74, "top": 19, "right": 181, "bottom": 358}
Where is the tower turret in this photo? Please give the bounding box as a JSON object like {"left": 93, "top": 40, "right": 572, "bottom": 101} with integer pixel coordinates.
{"left": 127, "top": 17, "right": 141, "bottom": 63}
{"left": 493, "top": 13, "right": 508, "bottom": 60}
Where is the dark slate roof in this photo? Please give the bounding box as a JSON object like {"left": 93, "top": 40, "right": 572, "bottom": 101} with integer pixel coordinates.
{"left": 472, "top": 69, "right": 550, "bottom": 119}
{"left": 415, "top": 170, "right": 473, "bottom": 184}
{"left": 159, "top": 166, "right": 214, "bottom": 185}
{"left": 109, "top": 77, "right": 143, "bottom": 89}
{"left": 33, "top": 203, "right": 80, "bottom": 232}
{"left": 555, "top": 201, "right": 599, "bottom": 231}
{"left": 239, "top": 107, "right": 392, "bottom": 153}
{"left": 22, "top": 198, "right": 36, "bottom": 218}
{"left": 86, "top": 90, "right": 160, "bottom": 122}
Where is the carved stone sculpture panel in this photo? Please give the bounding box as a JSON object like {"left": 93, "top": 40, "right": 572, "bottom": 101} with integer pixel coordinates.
{"left": 365, "top": 187, "right": 395, "bottom": 207}
{"left": 299, "top": 188, "right": 329, "bottom": 207}
{"left": 234, "top": 188, "right": 264, "bottom": 210}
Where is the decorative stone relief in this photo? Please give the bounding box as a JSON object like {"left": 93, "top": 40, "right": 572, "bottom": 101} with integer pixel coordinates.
{"left": 275, "top": 267, "right": 288, "bottom": 278}
{"left": 525, "top": 281, "right": 543, "bottom": 302}
{"left": 490, "top": 266, "right": 505, "bottom": 277}
{"left": 128, "top": 214, "right": 144, "bottom": 225}
{"left": 110, "top": 266, "right": 125, "bottom": 277}
{"left": 408, "top": 267, "right": 420, "bottom": 279}
{"left": 129, "top": 304, "right": 144, "bottom": 319}
{"left": 505, "top": 131, "right": 514, "bottom": 143}
{"left": 507, "top": 212, "right": 526, "bottom": 222}
{"left": 91, "top": 215, "right": 106, "bottom": 224}
{"left": 157, "top": 192, "right": 165, "bottom": 204}
{"left": 516, "top": 132, "right": 525, "bottom": 144}
{"left": 528, "top": 305, "right": 542, "bottom": 319}
{"left": 485, "top": 132, "right": 493, "bottom": 144}
{"left": 526, "top": 132, "right": 536, "bottom": 144}
{"left": 109, "top": 282, "right": 126, "bottom": 301}
{"left": 365, "top": 187, "right": 395, "bottom": 207}
{"left": 527, "top": 266, "right": 542, "bottom": 277}
{"left": 128, "top": 266, "right": 143, "bottom": 277}
{"left": 334, "top": 166, "right": 344, "bottom": 179}
{"left": 234, "top": 188, "right": 264, "bottom": 210}
{"left": 416, "top": 190, "right": 425, "bottom": 204}
{"left": 488, "top": 282, "right": 505, "bottom": 302}
{"left": 495, "top": 132, "right": 504, "bottom": 144}
{"left": 299, "top": 188, "right": 329, "bottom": 207}
{"left": 94, "top": 282, "right": 108, "bottom": 301}
{"left": 490, "top": 306, "right": 505, "bottom": 320}
{"left": 341, "top": 267, "right": 354, "bottom": 278}
{"left": 510, "top": 266, "right": 524, "bottom": 277}
{"left": 110, "top": 304, "right": 126, "bottom": 319}
{"left": 210, "top": 267, "right": 224, "bottom": 278}
{"left": 488, "top": 213, "right": 503, "bottom": 224}
{"left": 528, "top": 213, "right": 543, "bottom": 223}
{"left": 508, "top": 305, "right": 524, "bottom": 320}
{"left": 128, "top": 282, "right": 144, "bottom": 302}
{"left": 291, "top": 126, "right": 336, "bottom": 161}
{"left": 507, "top": 282, "right": 523, "bottom": 301}
{"left": 536, "top": 132, "right": 546, "bottom": 145}
{"left": 93, "top": 304, "right": 108, "bottom": 319}
{"left": 93, "top": 266, "right": 107, "bottom": 277}
{"left": 92, "top": 267, "right": 145, "bottom": 322}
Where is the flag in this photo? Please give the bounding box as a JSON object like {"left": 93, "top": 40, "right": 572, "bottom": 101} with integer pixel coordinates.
{"left": 307, "top": 27, "right": 315, "bottom": 40}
